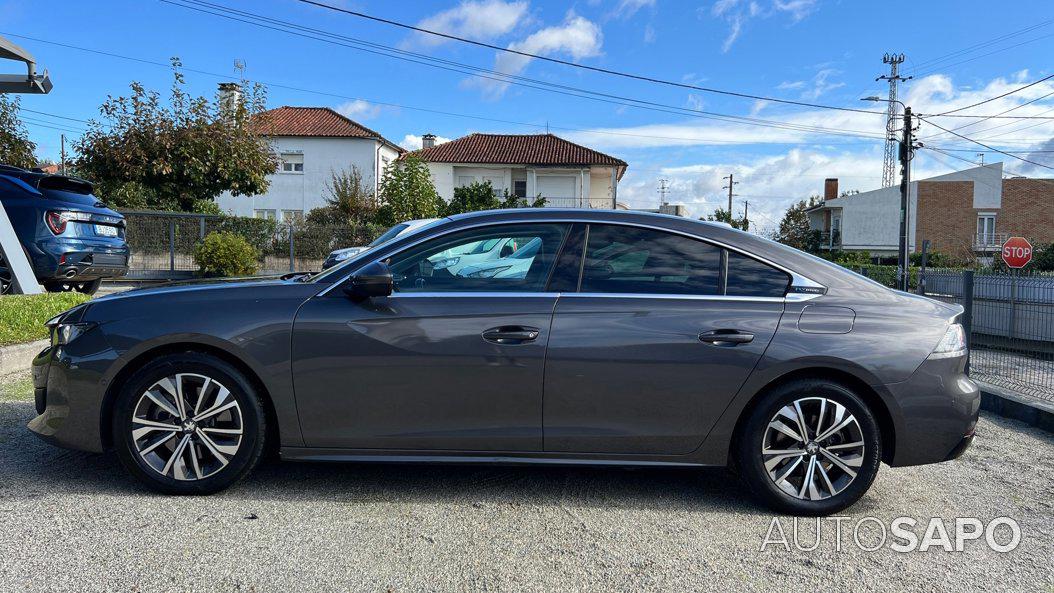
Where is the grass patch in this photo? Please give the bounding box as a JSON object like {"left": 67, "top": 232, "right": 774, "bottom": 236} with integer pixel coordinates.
{"left": 0, "top": 372, "right": 32, "bottom": 402}
{"left": 0, "top": 293, "right": 92, "bottom": 346}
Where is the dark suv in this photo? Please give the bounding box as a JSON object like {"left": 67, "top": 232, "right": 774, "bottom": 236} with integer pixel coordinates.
{"left": 0, "top": 165, "right": 128, "bottom": 294}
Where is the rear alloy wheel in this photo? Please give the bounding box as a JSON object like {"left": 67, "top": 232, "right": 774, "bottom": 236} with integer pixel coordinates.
{"left": 736, "top": 380, "right": 881, "bottom": 515}
{"left": 114, "top": 353, "right": 266, "bottom": 494}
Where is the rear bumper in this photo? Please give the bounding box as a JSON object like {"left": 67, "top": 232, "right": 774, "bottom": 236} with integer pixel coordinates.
{"left": 885, "top": 352, "right": 979, "bottom": 467}
{"left": 31, "top": 240, "right": 129, "bottom": 281}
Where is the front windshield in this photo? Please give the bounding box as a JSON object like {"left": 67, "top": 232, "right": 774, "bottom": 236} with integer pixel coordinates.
{"left": 367, "top": 223, "right": 409, "bottom": 248}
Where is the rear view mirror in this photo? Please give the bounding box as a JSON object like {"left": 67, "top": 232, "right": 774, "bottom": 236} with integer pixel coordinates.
{"left": 344, "top": 260, "right": 393, "bottom": 300}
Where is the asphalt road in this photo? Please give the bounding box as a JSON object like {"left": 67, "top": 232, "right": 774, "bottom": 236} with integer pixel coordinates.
{"left": 1, "top": 371, "right": 1052, "bottom": 593}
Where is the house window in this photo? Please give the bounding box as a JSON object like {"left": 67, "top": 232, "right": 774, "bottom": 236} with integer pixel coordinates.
{"left": 977, "top": 214, "right": 996, "bottom": 245}
{"left": 457, "top": 175, "right": 475, "bottom": 188}
{"left": 483, "top": 176, "right": 504, "bottom": 197}
{"left": 254, "top": 209, "right": 277, "bottom": 221}
{"left": 514, "top": 180, "right": 527, "bottom": 199}
{"left": 280, "top": 153, "right": 304, "bottom": 173}
{"left": 282, "top": 210, "right": 305, "bottom": 225}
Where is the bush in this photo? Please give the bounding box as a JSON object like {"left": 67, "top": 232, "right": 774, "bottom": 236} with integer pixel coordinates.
{"left": 194, "top": 231, "right": 259, "bottom": 277}
{"left": 217, "top": 216, "right": 277, "bottom": 253}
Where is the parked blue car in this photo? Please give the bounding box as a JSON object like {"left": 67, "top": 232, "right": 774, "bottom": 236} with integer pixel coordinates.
{"left": 0, "top": 164, "right": 129, "bottom": 294}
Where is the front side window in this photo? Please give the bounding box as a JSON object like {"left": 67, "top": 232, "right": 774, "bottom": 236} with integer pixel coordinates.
{"left": 387, "top": 223, "right": 568, "bottom": 293}
{"left": 579, "top": 225, "right": 722, "bottom": 295}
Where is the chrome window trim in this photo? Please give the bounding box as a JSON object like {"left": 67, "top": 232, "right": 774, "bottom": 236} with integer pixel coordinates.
{"left": 316, "top": 218, "right": 826, "bottom": 298}
{"left": 376, "top": 291, "right": 817, "bottom": 304}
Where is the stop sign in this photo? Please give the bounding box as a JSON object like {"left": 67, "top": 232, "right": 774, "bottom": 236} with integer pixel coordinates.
{"left": 1002, "top": 236, "right": 1033, "bottom": 269}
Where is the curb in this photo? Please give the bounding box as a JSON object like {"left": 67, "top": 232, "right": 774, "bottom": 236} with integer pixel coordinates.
{"left": 0, "top": 339, "right": 48, "bottom": 376}
{"left": 977, "top": 380, "right": 1054, "bottom": 434}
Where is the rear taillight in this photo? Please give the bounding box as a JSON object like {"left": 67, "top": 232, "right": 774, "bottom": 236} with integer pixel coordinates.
{"left": 45, "top": 211, "right": 92, "bottom": 235}
{"left": 45, "top": 211, "right": 66, "bottom": 235}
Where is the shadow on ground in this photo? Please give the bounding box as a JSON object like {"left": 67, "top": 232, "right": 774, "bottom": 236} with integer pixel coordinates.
{"left": 0, "top": 399, "right": 764, "bottom": 515}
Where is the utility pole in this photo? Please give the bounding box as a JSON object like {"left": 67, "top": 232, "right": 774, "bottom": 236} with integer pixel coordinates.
{"left": 60, "top": 134, "right": 66, "bottom": 175}
{"left": 743, "top": 200, "right": 749, "bottom": 231}
{"left": 977, "top": 153, "right": 985, "bottom": 166}
{"left": 878, "top": 53, "right": 911, "bottom": 188}
{"left": 722, "top": 173, "right": 738, "bottom": 215}
{"left": 657, "top": 178, "right": 669, "bottom": 207}
{"left": 897, "top": 106, "right": 915, "bottom": 292}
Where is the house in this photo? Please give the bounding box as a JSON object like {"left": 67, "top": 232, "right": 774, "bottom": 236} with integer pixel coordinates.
{"left": 217, "top": 105, "right": 403, "bottom": 222}
{"left": 410, "top": 133, "right": 628, "bottom": 208}
{"left": 806, "top": 163, "right": 1054, "bottom": 261}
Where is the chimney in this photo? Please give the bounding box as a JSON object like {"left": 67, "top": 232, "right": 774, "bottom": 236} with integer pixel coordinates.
{"left": 824, "top": 178, "right": 839, "bottom": 201}
{"left": 217, "top": 82, "right": 243, "bottom": 116}
{"left": 421, "top": 133, "right": 436, "bottom": 149}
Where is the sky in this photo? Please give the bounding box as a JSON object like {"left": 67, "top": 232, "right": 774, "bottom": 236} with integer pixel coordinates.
{"left": 3, "top": 0, "right": 1053, "bottom": 233}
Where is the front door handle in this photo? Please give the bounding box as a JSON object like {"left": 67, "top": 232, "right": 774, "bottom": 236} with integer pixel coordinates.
{"left": 698, "top": 329, "right": 755, "bottom": 345}
{"left": 482, "top": 326, "right": 541, "bottom": 344}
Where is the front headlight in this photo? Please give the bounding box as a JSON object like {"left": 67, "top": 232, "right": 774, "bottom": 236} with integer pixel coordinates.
{"left": 931, "top": 323, "right": 967, "bottom": 358}
{"left": 51, "top": 322, "right": 96, "bottom": 347}
{"left": 465, "top": 265, "right": 511, "bottom": 279}
{"left": 333, "top": 249, "right": 362, "bottom": 262}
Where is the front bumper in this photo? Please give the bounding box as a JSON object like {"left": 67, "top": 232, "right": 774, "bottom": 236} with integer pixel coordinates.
{"left": 27, "top": 330, "right": 116, "bottom": 453}
{"left": 885, "top": 351, "right": 980, "bottom": 467}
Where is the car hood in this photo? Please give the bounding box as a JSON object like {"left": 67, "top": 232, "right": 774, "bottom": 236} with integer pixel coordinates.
{"left": 91, "top": 276, "right": 293, "bottom": 302}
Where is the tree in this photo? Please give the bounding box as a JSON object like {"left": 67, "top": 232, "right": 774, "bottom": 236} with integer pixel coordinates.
{"left": 0, "top": 95, "right": 36, "bottom": 168}
{"left": 74, "top": 59, "right": 278, "bottom": 212}
{"left": 375, "top": 155, "right": 443, "bottom": 224}
{"left": 775, "top": 196, "right": 822, "bottom": 252}
{"left": 704, "top": 207, "right": 749, "bottom": 231}
{"left": 444, "top": 180, "right": 500, "bottom": 215}
{"left": 307, "top": 166, "right": 378, "bottom": 226}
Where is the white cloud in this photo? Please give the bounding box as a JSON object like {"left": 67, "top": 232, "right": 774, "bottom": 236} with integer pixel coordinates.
{"left": 398, "top": 134, "right": 453, "bottom": 151}
{"left": 335, "top": 100, "right": 384, "bottom": 121}
{"left": 612, "top": 0, "right": 655, "bottom": 19}
{"left": 474, "top": 12, "right": 603, "bottom": 98}
{"left": 408, "top": 0, "right": 529, "bottom": 47}
{"left": 707, "top": 0, "right": 817, "bottom": 52}
{"left": 643, "top": 24, "right": 656, "bottom": 43}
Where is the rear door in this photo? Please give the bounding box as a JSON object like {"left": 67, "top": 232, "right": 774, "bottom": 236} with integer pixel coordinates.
{"left": 543, "top": 223, "right": 788, "bottom": 455}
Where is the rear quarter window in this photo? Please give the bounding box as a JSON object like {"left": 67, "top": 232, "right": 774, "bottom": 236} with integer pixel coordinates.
{"left": 726, "top": 251, "right": 790, "bottom": 297}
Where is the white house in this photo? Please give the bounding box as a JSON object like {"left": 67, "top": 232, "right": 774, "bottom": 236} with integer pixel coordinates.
{"left": 411, "top": 133, "right": 628, "bottom": 208}
{"left": 806, "top": 163, "right": 1007, "bottom": 256}
{"left": 217, "top": 106, "right": 403, "bottom": 222}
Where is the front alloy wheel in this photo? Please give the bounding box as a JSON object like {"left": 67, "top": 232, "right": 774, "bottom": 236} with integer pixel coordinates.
{"left": 132, "top": 373, "right": 244, "bottom": 481}
{"left": 114, "top": 353, "right": 266, "bottom": 494}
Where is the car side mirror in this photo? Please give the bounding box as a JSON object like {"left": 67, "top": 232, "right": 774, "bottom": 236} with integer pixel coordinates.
{"left": 344, "top": 260, "right": 393, "bottom": 300}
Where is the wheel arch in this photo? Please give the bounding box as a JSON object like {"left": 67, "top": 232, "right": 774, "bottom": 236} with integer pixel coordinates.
{"left": 99, "top": 342, "right": 280, "bottom": 454}
{"left": 731, "top": 367, "right": 897, "bottom": 465}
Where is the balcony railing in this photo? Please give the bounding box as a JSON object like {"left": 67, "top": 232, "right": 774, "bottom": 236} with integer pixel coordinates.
{"left": 819, "top": 230, "right": 842, "bottom": 249}
{"left": 974, "top": 232, "right": 1009, "bottom": 251}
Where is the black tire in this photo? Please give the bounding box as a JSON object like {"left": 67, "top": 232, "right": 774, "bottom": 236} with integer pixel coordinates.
{"left": 734, "top": 379, "right": 882, "bottom": 516}
{"left": 74, "top": 278, "right": 103, "bottom": 295}
{"left": 112, "top": 352, "right": 267, "bottom": 495}
{"left": 43, "top": 281, "right": 74, "bottom": 293}
{"left": 44, "top": 279, "right": 102, "bottom": 294}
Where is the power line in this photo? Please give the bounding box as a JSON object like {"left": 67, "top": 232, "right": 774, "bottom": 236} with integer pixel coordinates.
{"left": 911, "top": 19, "right": 1053, "bottom": 70}
{"left": 919, "top": 117, "right": 1054, "bottom": 171}
{"left": 926, "top": 73, "right": 1054, "bottom": 116}
{"left": 912, "top": 32, "right": 1054, "bottom": 79}
{"left": 152, "top": 1, "right": 891, "bottom": 141}
{"left": 291, "top": 0, "right": 885, "bottom": 116}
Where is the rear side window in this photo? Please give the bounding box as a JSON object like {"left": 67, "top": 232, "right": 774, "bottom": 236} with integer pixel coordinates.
{"left": 579, "top": 225, "right": 722, "bottom": 295}
{"left": 726, "top": 251, "right": 790, "bottom": 297}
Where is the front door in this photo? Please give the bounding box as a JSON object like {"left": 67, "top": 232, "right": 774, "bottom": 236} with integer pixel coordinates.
{"left": 292, "top": 222, "right": 569, "bottom": 451}
{"left": 543, "top": 224, "right": 788, "bottom": 455}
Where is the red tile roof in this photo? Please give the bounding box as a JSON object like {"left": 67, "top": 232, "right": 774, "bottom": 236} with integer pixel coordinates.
{"left": 254, "top": 107, "right": 402, "bottom": 150}
{"left": 410, "top": 133, "right": 627, "bottom": 176}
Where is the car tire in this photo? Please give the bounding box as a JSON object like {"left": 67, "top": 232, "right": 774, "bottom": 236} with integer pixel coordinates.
{"left": 735, "top": 379, "right": 881, "bottom": 516}
{"left": 112, "top": 352, "right": 267, "bottom": 495}
{"left": 74, "top": 278, "right": 103, "bottom": 295}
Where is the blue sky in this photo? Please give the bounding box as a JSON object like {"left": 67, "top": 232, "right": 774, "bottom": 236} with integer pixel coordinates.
{"left": 4, "top": 0, "right": 1053, "bottom": 230}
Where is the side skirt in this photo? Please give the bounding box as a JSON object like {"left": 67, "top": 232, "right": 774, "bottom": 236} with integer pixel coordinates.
{"left": 280, "top": 447, "right": 714, "bottom": 468}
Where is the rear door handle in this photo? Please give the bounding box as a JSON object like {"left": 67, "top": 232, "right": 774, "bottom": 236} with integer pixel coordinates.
{"left": 482, "top": 326, "right": 541, "bottom": 344}
{"left": 698, "top": 329, "right": 755, "bottom": 345}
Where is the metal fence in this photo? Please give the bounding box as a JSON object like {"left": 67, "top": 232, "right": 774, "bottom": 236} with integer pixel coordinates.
{"left": 858, "top": 265, "right": 1054, "bottom": 402}
{"left": 121, "top": 211, "right": 382, "bottom": 279}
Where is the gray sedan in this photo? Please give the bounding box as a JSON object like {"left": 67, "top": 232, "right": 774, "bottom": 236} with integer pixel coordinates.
{"left": 29, "top": 209, "right": 978, "bottom": 515}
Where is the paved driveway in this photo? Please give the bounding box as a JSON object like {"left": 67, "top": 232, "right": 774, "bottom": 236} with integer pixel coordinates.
{"left": 1, "top": 371, "right": 1052, "bottom": 592}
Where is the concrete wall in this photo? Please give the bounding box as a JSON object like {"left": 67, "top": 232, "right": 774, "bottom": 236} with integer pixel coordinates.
{"left": 217, "top": 136, "right": 385, "bottom": 219}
